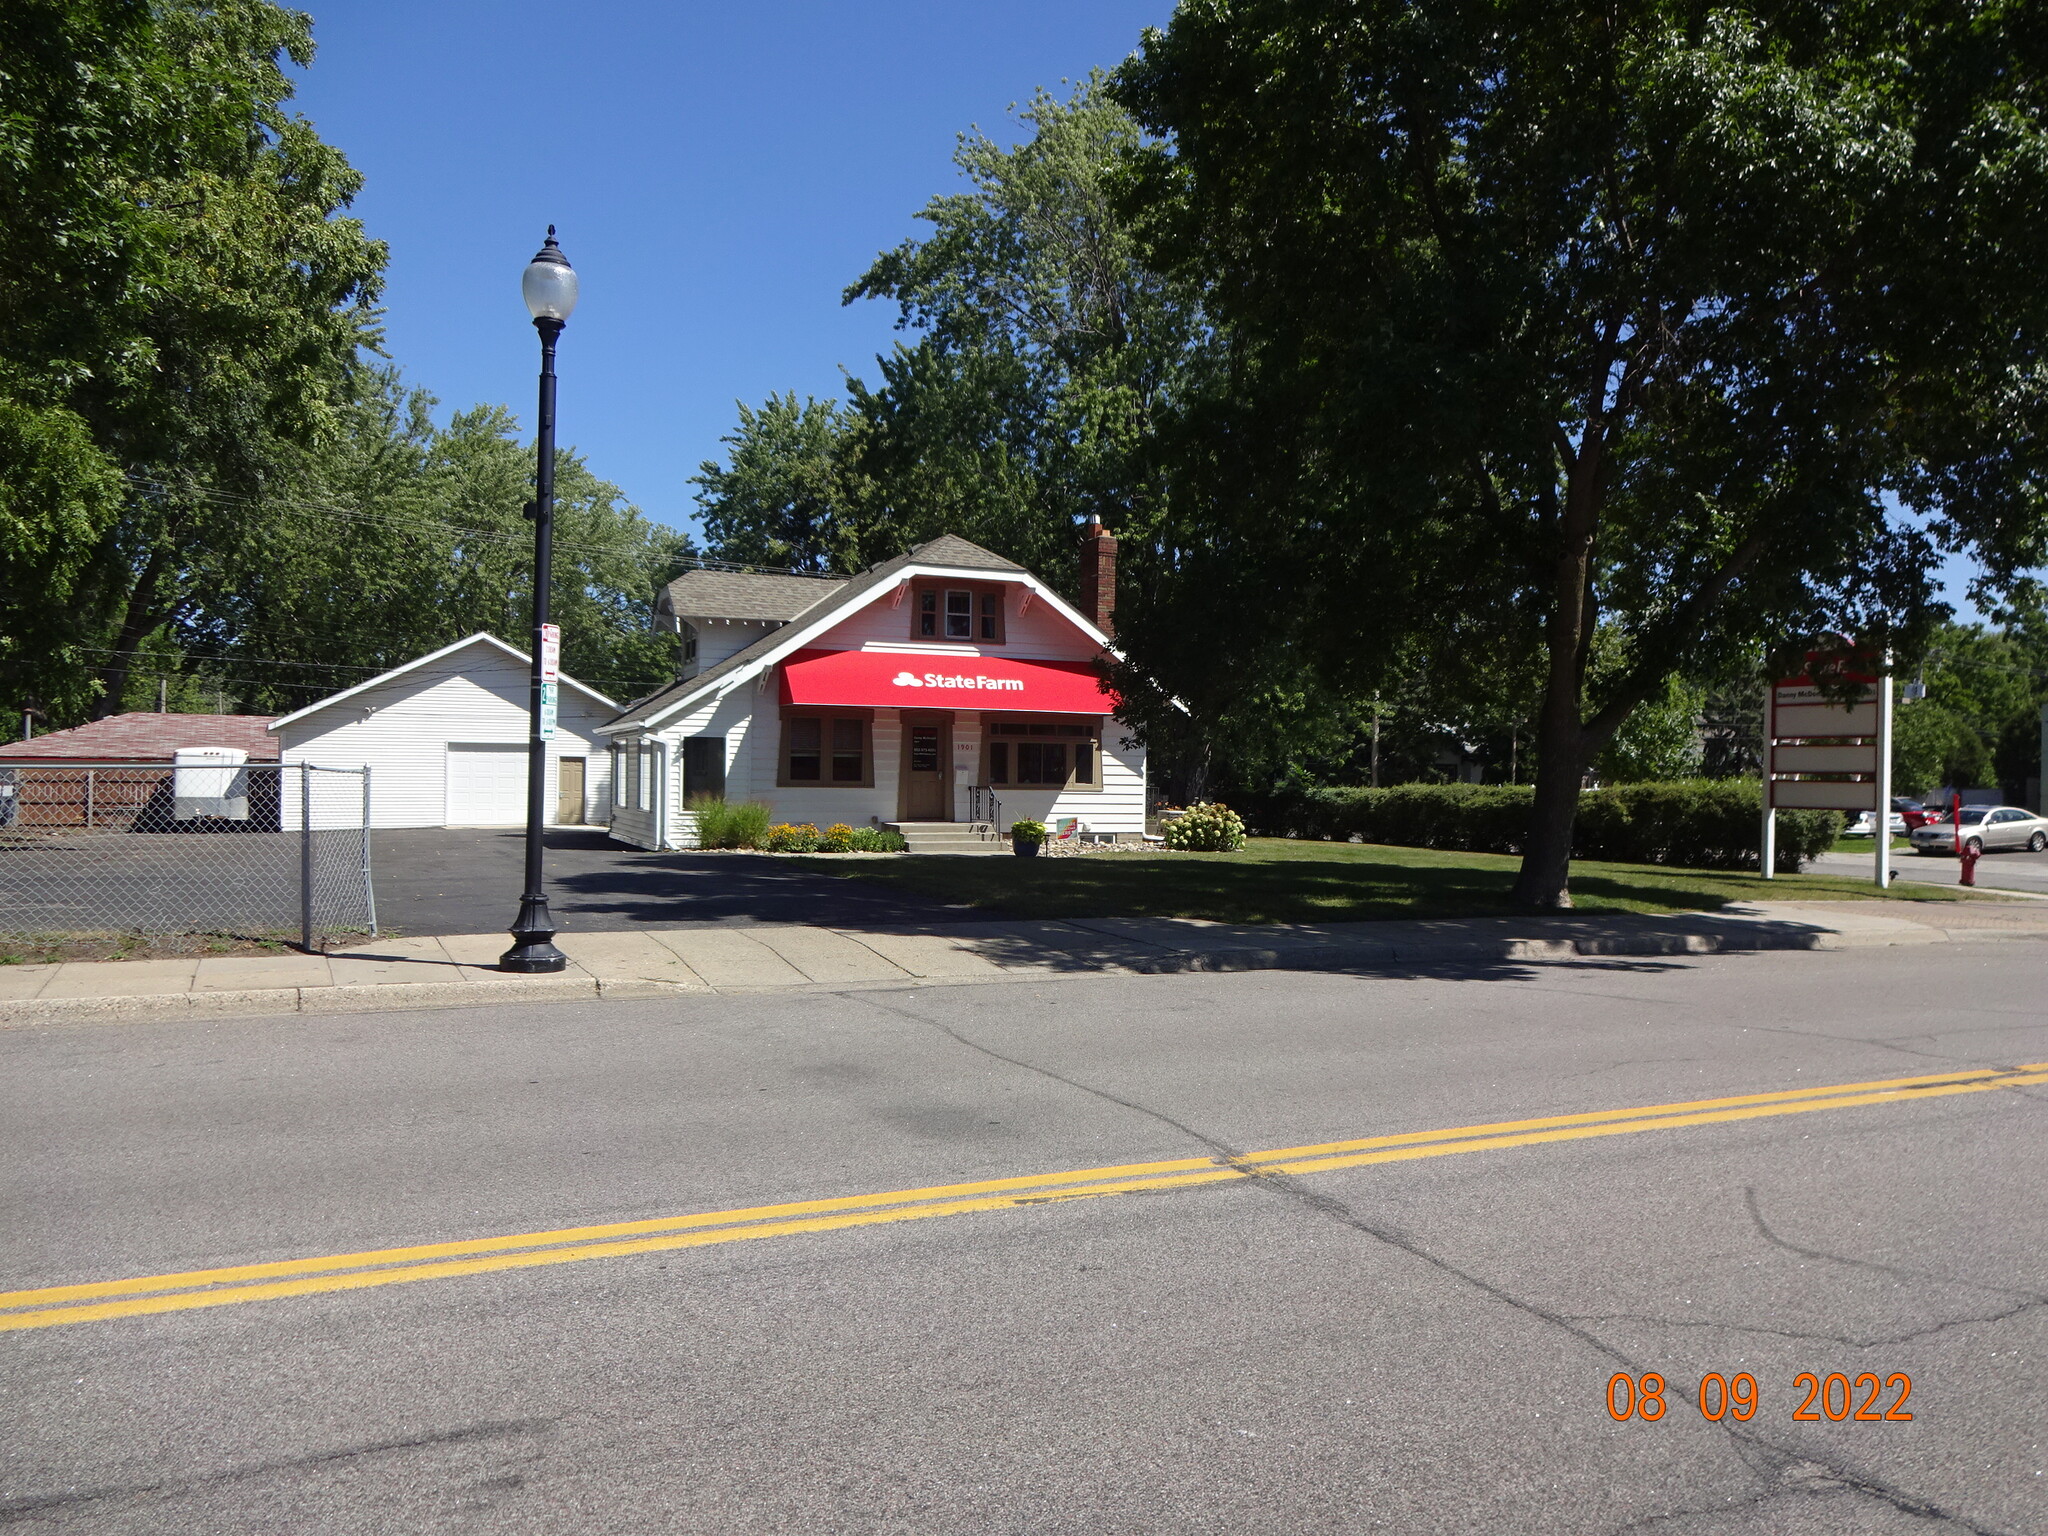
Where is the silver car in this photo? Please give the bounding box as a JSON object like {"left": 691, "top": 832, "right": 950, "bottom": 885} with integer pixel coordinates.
{"left": 1908, "top": 805, "right": 2048, "bottom": 856}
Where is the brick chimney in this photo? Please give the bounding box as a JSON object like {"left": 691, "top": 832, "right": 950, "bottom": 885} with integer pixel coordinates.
{"left": 1078, "top": 516, "right": 1118, "bottom": 637}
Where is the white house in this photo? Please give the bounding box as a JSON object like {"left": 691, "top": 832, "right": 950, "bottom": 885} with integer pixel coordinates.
{"left": 600, "top": 527, "right": 1145, "bottom": 851}
{"left": 268, "top": 633, "right": 617, "bottom": 828}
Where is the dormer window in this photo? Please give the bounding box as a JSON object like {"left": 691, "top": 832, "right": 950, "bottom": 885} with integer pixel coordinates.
{"left": 913, "top": 583, "right": 1005, "bottom": 644}
{"left": 680, "top": 622, "right": 698, "bottom": 669}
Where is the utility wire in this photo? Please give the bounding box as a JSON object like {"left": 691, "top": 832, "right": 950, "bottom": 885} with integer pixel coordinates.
{"left": 122, "top": 474, "right": 832, "bottom": 580}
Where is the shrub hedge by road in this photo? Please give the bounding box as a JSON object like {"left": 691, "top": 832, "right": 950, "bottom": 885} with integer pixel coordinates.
{"left": 1252, "top": 781, "right": 1840, "bottom": 873}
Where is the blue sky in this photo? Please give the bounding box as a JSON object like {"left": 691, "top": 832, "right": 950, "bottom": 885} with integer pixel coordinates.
{"left": 288, "top": 1, "right": 1174, "bottom": 539}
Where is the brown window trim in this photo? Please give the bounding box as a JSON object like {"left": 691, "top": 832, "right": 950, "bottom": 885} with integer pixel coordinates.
{"left": 980, "top": 715, "right": 1102, "bottom": 792}
{"left": 910, "top": 581, "right": 1007, "bottom": 644}
{"left": 777, "top": 707, "right": 875, "bottom": 788}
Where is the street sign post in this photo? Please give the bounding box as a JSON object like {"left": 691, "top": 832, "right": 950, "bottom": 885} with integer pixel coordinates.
{"left": 1761, "top": 649, "right": 1892, "bottom": 887}
{"left": 538, "top": 623, "right": 560, "bottom": 741}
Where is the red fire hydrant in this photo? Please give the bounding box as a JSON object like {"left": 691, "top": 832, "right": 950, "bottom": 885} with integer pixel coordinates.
{"left": 1959, "top": 838, "right": 1981, "bottom": 886}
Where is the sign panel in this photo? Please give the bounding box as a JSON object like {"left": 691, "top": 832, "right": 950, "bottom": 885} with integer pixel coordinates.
{"left": 538, "top": 679, "right": 558, "bottom": 740}
{"left": 1771, "top": 778, "right": 1879, "bottom": 811}
{"left": 1771, "top": 744, "right": 1878, "bottom": 774}
{"left": 539, "top": 622, "right": 561, "bottom": 683}
{"left": 1773, "top": 681, "right": 1878, "bottom": 708}
{"left": 1772, "top": 702, "right": 1880, "bottom": 738}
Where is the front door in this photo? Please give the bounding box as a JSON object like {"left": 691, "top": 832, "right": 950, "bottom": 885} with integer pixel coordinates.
{"left": 556, "top": 756, "right": 586, "bottom": 824}
{"left": 899, "top": 714, "right": 951, "bottom": 821}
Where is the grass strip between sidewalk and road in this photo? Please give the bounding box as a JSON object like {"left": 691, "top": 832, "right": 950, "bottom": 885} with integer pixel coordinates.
{"left": 788, "top": 837, "right": 1989, "bottom": 924}
{"left": 4, "top": 1061, "right": 2042, "bottom": 1334}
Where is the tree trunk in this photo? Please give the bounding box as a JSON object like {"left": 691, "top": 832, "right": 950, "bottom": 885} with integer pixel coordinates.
{"left": 1512, "top": 462, "right": 1602, "bottom": 909}
{"left": 1515, "top": 715, "right": 1586, "bottom": 908}
{"left": 90, "top": 547, "right": 172, "bottom": 719}
{"left": 1184, "top": 738, "right": 1213, "bottom": 806}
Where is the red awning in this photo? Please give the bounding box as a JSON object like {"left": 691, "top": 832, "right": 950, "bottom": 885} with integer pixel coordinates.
{"left": 778, "top": 649, "right": 1117, "bottom": 714}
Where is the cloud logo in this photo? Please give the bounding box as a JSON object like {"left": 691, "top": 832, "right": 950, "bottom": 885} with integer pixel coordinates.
{"left": 891, "top": 670, "right": 923, "bottom": 687}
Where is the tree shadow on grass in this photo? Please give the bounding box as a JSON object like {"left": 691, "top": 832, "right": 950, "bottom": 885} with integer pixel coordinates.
{"left": 783, "top": 851, "right": 1667, "bottom": 925}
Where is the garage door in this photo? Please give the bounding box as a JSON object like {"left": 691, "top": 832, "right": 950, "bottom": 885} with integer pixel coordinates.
{"left": 446, "top": 743, "right": 529, "bottom": 825}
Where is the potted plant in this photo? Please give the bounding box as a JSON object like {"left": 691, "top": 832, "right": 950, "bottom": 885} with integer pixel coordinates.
{"left": 1009, "top": 819, "right": 1048, "bottom": 857}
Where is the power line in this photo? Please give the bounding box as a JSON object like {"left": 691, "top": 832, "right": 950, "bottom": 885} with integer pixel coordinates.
{"left": 122, "top": 474, "right": 827, "bottom": 579}
{"left": 71, "top": 646, "right": 388, "bottom": 674}
{"left": 94, "top": 657, "right": 661, "bottom": 697}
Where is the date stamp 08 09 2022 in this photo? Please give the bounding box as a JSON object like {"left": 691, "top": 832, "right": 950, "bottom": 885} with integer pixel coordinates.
{"left": 1606, "top": 1371, "right": 1915, "bottom": 1424}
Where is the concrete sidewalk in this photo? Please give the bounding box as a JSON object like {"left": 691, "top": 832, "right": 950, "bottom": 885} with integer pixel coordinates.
{"left": 6, "top": 900, "right": 2047, "bottom": 1027}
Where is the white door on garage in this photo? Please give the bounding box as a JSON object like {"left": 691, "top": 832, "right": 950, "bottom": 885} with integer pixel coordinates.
{"left": 446, "top": 743, "right": 530, "bottom": 825}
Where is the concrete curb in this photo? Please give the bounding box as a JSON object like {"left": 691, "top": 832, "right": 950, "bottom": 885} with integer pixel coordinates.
{"left": 4, "top": 914, "right": 2030, "bottom": 1028}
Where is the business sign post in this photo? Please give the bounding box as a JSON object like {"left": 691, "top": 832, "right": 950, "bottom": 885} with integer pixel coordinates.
{"left": 1761, "top": 649, "right": 1892, "bottom": 887}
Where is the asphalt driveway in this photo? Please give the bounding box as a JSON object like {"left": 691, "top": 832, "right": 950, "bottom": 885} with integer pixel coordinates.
{"left": 369, "top": 827, "right": 978, "bottom": 938}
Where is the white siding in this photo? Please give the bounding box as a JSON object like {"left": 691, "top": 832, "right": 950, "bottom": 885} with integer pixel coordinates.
{"left": 617, "top": 569, "right": 1146, "bottom": 845}
{"left": 807, "top": 581, "right": 1091, "bottom": 660}
{"left": 277, "top": 645, "right": 613, "bottom": 829}
{"left": 679, "top": 618, "right": 780, "bottom": 679}
{"left": 1029, "top": 723, "right": 1146, "bottom": 836}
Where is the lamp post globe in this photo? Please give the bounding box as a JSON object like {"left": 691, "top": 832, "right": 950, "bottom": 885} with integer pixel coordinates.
{"left": 522, "top": 227, "right": 579, "bottom": 323}
{"left": 500, "top": 227, "right": 576, "bottom": 974}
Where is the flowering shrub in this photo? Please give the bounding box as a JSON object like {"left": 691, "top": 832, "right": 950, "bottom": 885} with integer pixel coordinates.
{"left": 765, "top": 821, "right": 822, "bottom": 853}
{"left": 1163, "top": 801, "right": 1246, "bottom": 852}
{"left": 819, "top": 822, "right": 857, "bottom": 852}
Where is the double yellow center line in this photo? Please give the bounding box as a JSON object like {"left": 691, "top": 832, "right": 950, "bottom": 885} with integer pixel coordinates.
{"left": 5, "top": 1061, "right": 2043, "bottom": 1333}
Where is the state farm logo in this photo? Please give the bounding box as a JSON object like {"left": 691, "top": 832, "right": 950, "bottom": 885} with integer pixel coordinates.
{"left": 890, "top": 669, "right": 1024, "bottom": 692}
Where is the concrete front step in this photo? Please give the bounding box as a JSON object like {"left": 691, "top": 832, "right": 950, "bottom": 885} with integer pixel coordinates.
{"left": 887, "top": 821, "right": 1009, "bottom": 855}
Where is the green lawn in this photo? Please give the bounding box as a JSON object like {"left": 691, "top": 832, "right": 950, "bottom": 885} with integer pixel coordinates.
{"left": 1828, "top": 834, "right": 1911, "bottom": 854}
{"left": 788, "top": 837, "right": 1980, "bottom": 925}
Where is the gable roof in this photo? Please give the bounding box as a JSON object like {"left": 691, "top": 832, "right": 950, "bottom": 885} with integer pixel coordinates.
{"left": 661, "top": 569, "right": 846, "bottom": 624}
{"left": 0, "top": 713, "right": 280, "bottom": 761}
{"left": 901, "top": 534, "right": 1026, "bottom": 572}
{"left": 265, "top": 632, "right": 619, "bottom": 733}
{"left": 605, "top": 533, "right": 1096, "bottom": 732}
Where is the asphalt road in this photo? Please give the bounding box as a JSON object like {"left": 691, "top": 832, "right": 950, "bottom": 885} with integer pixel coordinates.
{"left": 371, "top": 826, "right": 978, "bottom": 935}
{"left": 1813, "top": 845, "right": 2048, "bottom": 897}
{"left": 3, "top": 945, "right": 2044, "bottom": 1533}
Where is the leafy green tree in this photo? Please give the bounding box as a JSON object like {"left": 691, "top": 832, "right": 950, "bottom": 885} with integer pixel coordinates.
{"left": 0, "top": 0, "right": 387, "bottom": 724}
{"left": 691, "top": 394, "right": 860, "bottom": 574}
{"left": 1891, "top": 618, "right": 2047, "bottom": 796}
{"left": 181, "top": 371, "right": 693, "bottom": 711}
{"left": 1891, "top": 700, "right": 1986, "bottom": 797}
{"left": 1115, "top": 0, "right": 2048, "bottom": 905}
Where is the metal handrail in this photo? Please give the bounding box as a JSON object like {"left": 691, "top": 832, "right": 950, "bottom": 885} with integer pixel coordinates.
{"left": 968, "top": 784, "right": 1003, "bottom": 837}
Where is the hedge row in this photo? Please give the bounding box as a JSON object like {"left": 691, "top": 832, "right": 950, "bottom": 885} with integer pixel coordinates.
{"left": 1255, "top": 780, "right": 1839, "bottom": 872}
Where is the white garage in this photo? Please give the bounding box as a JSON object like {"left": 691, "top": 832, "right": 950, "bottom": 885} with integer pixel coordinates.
{"left": 269, "top": 633, "right": 618, "bottom": 828}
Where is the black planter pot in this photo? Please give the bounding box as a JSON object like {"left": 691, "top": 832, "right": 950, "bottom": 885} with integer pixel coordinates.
{"left": 1013, "top": 838, "right": 1041, "bottom": 857}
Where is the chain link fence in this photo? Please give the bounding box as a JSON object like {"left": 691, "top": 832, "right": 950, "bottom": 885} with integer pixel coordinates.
{"left": 0, "top": 763, "right": 375, "bottom": 952}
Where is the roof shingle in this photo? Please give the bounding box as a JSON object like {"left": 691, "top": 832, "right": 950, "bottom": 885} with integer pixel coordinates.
{"left": 0, "top": 713, "right": 280, "bottom": 761}
{"left": 661, "top": 569, "right": 846, "bottom": 624}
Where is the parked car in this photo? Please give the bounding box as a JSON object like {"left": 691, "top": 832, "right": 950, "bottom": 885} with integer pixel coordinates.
{"left": 1843, "top": 810, "right": 1907, "bottom": 837}
{"left": 1907, "top": 805, "right": 2048, "bottom": 856}
{"left": 1892, "top": 797, "right": 1935, "bottom": 829}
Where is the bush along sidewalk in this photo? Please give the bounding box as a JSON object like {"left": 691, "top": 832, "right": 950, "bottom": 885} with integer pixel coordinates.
{"left": 1256, "top": 781, "right": 1839, "bottom": 872}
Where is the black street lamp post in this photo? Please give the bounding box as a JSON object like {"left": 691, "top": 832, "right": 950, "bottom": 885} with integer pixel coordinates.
{"left": 500, "top": 227, "right": 578, "bottom": 974}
